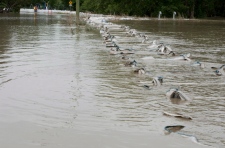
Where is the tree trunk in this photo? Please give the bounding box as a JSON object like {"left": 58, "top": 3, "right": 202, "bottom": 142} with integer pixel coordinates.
{"left": 190, "top": 0, "right": 195, "bottom": 18}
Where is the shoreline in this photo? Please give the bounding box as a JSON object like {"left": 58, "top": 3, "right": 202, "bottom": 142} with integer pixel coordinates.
{"left": 19, "top": 8, "right": 225, "bottom": 22}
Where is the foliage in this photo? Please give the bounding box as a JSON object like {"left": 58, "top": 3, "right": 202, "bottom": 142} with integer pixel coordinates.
{"left": 80, "top": 0, "right": 225, "bottom": 18}
{"left": 0, "top": 0, "right": 30, "bottom": 11}
{"left": 0, "top": 0, "right": 224, "bottom": 18}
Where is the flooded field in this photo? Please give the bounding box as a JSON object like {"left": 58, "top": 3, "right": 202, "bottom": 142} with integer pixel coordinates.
{"left": 0, "top": 13, "right": 224, "bottom": 147}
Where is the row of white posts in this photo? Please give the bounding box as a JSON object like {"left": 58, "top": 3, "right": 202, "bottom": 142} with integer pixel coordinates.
{"left": 158, "top": 11, "right": 177, "bottom": 19}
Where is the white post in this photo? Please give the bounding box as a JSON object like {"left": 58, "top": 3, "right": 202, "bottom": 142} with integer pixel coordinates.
{"left": 158, "top": 11, "right": 162, "bottom": 19}
{"left": 173, "top": 11, "right": 176, "bottom": 19}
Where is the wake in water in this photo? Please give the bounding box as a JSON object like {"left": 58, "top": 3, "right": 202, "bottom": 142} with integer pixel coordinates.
{"left": 84, "top": 15, "right": 225, "bottom": 147}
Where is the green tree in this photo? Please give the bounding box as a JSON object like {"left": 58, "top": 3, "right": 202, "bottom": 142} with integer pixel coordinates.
{"left": 0, "top": 0, "right": 224, "bottom": 18}
{"left": 0, "top": 0, "right": 30, "bottom": 11}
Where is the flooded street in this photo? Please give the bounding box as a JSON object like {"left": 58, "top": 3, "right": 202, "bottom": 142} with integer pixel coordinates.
{"left": 0, "top": 13, "right": 224, "bottom": 147}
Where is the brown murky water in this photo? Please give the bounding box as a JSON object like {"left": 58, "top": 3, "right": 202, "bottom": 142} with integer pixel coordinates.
{"left": 109, "top": 18, "right": 225, "bottom": 147}
{"left": 0, "top": 13, "right": 224, "bottom": 147}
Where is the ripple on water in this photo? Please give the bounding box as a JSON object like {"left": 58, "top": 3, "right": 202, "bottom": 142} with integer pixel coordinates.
{"left": 0, "top": 14, "right": 224, "bottom": 147}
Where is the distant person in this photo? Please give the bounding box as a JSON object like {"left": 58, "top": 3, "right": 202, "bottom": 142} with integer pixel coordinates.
{"left": 34, "top": 6, "right": 38, "bottom": 12}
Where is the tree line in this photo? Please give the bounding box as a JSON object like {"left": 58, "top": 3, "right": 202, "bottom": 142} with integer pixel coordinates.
{"left": 0, "top": 0, "right": 224, "bottom": 18}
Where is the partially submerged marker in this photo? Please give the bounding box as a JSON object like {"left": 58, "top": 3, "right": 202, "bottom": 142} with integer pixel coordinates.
{"left": 164, "top": 125, "right": 185, "bottom": 134}
{"left": 163, "top": 111, "right": 192, "bottom": 120}
{"left": 166, "top": 88, "right": 192, "bottom": 104}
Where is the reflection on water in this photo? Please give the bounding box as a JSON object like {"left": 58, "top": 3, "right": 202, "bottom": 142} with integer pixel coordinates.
{"left": 0, "top": 13, "right": 224, "bottom": 147}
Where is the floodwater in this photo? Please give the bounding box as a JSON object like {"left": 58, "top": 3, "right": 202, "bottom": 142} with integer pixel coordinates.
{"left": 0, "top": 13, "right": 224, "bottom": 148}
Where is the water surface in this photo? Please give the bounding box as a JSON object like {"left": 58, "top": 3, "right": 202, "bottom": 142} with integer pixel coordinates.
{"left": 0, "top": 13, "right": 224, "bottom": 147}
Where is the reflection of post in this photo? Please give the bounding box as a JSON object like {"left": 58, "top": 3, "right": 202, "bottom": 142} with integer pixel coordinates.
{"left": 76, "top": 0, "right": 79, "bottom": 25}
{"left": 34, "top": 12, "right": 37, "bottom": 25}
